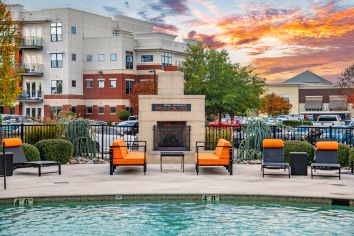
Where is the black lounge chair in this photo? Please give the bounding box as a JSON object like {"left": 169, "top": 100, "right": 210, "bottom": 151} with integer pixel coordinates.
{"left": 311, "top": 141, "right": 340, "bottom": 179}
{"left": 3, "top": 138, "right": 61, "bottom": 176}
{"left": 262, "top": 139, "right": 290, "bottom": 178}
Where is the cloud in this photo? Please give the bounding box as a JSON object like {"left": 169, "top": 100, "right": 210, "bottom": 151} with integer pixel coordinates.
{"left": 103, "top": 6, "right": 124, "bottom": 16}
{"left": 187, "top": 30, "right": 227, "bottom": 48}
{"left": 146, "top": 0, "right": 189, "bottom": 16}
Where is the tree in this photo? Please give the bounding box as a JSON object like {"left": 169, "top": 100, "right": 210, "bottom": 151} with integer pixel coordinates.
{"left": 129, "top": 80, "right": 154, "bottom": 114}
{"left": 0, "top": 2, "right": 23, "bottom": 107}
{"left": 182, "top": 43, "right": 266, "bottom": 121}
{"left": 116, "top": 109, "right": 130, "bottom": 121}
{"left": 260, "top": 93, "right": 292, "bottom": 116}
{"left": 337, "top": 64, "right": 354, "bottom": 103}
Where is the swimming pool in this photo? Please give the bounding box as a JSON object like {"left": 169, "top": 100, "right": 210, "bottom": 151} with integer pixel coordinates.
{"left": 1, "top": 201, "right": 354, "bottom": 235}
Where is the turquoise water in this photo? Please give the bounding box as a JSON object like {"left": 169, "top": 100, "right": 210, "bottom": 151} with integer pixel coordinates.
{"left": 1, "top": 201, "right": 354, "bottom": 235}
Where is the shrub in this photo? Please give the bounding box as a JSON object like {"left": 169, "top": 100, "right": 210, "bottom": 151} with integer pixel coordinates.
{"left": 64, "top": 120, "right": 96, "bottom": 158}
{"left": 283, "top": 120, "right": 312, "bottom": 127}
{"left": 338, "top": 143, "right": 350, "bottom": 167}
{"left": 284, "top": 140, "right": 315, "bottom": 164}
{"left": 349, "top": 147, "right": 354, "bottom": 164}
{"left": 25, "top": 125, "right": 58, "bottom": 145}
{"left": 35, "top": 139, "right": 73, "bottom": 164}
{"left": 22, "top": 143, "right": 40, "bottom": 161}
{"left": 116, "top": 109, "right": 130, "bottom": 121}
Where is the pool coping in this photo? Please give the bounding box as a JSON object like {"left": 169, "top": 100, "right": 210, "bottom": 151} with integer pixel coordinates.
{"left": 0, "top": 193, "right": 353, "bottom": 207}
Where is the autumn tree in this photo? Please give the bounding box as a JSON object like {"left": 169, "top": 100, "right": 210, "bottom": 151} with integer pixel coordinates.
{"left": 0, "top": 2, "right": 23, "bottom": 107}
{"left": 129, "top": 80, "right": 154, "bottom": 114}
{"left": 260, "top": 93, "right": 292, "bottom": 117}
{"left": 337, "top": 64, "right": 354, "bottom": 103}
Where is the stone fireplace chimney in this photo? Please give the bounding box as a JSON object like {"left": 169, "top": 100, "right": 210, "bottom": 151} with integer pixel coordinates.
{"left": 139, "top": 71, "right": 205, "bottom": 163}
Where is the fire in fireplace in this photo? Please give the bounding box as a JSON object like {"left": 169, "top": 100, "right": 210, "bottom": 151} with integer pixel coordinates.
{"left": 153, "top": 121, "right": 191, "bottom": 151}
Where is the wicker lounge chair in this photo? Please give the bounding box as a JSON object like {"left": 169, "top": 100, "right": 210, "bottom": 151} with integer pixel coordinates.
{"left": 195, "top": 139, "right": 233, "bottom": 175}
{"left": 2, "top": 138, "right": 61, "bottom": 176}
{"left": 109, "top": 138, "right": 146, "bottom": 175}
{"left": 311, "top": 141, "right": 340, "bottom": 179}
{"left": 262, "top": 139, "right": 290, "bottom": 178}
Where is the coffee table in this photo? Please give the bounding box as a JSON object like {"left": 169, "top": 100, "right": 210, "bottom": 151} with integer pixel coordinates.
{"left": 160, "top": 152, "right": 184, "bottom": 172}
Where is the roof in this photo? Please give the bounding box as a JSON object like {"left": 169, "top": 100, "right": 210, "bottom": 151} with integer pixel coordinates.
{"left": 282, "top": 71, "right": 333, "bottom": 85}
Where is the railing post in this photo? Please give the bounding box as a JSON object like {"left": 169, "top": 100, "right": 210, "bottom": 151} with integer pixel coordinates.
{"left": 21, "top": 123, "right": 24, "bottom": 141}
{"left": 101, "top": 124, "right": 104, "bottom": 159}
{"left": 272, "top": 126, "right": 276, "bottom": 138}
{"left": 329, "top": 126, "right": 333, "bottom": 140}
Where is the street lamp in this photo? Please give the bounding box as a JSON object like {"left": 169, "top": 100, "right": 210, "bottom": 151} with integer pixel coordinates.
{"left": 148, "top": 70, "right": 157, "bottom": 95}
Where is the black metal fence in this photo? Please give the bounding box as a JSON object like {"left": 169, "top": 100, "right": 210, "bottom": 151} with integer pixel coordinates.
{"left": 205, "top": 125, "right": 354, "bottom": 147}
{"left": 0, "top": 124, "right": 138, "bottom": 158}
{"left": 1, "top": 124, "right": 354, "bottom": 158}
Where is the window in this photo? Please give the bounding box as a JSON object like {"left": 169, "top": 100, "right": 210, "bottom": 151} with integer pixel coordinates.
{"left": 86, "top": 79, "right": 93, "bottom": 88}
{"left": 86, "top": 106, "right": 93, "bottom": 114}
{"left": 161, "top": 52, "right": 172, "bottom": 66}
{"left": 26, "top": 108, "right": 30, "bottom": 117}
{"left": 51, "top": 80, "right": 63, "bottom": 94}
{"left": 109, "top": 79, "right": 116, "bottom": 88}
{"left": 37, "top": 108, "right": 42, "bottom": 117}
{"left": 98, "top": 54, "right": 105, "bottom": 61}
{"left": 110, "top": 53, "right": 117, "bottom": 61}
{"left": 98, "top": 107, "right": 104, "bottom": 114}
{"left": 141, "top": 55, "right": 153, "bottom": 62}
{"left": 98, "top": 79, "right": 105, "bottom": 88}
{"left": 72, "top": 53, "right": 76, "bottom": 61}
{"left": 50, "top": 22, "right": 62, "bottom": 42}
{"left": 71, "top": 106, "right": 76, "bottom": 113}
{"left": 71, "top": 26, "right": 76, "bottom": 34}
{"left": 31, "top": 108, "right": 36, "bottom": 117}
{"left": 87, "top": 54, "right": 93, "bottom": 62}
{"left": 110, "top": 106, "right": 116, "bottom": 114}
{"left": 72, "top": 80, "right": 76, "bottom": 87}
{"left": 51, "top": 53, "right": 63, "bottom": 68}
{"left": 125, "top": 107, "right": 132, "bottom": 114}
{"left": 113, "top": 31, "right": 119, "bottom": 36}
{"left": 50, "top": 106, "right": 62, "bottom": 119}
{"left": 126, "top": 51, "right": 133, "bottom": 69}
{"left": 125, "top": 80, "right": 134, "bottom": 95}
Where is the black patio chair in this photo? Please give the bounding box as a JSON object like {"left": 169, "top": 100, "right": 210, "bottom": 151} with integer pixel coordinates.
{"left": 262, "top": 139, "right": 290, "bottom": 178}
{"left": 311, "top": 141, "right": 340, "bottom": 179}
{"left": 3, "top": 138, "right": 61, "bottom": 177}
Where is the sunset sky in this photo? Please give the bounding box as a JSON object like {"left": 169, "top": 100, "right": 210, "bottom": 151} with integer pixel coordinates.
{"left": 8, "top": 0, "right": 354, "bottom": 83}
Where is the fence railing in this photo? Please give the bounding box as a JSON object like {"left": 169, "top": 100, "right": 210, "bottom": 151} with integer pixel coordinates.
{"left": 1, "top": 124, "right": 353, "bottom": 158}
{"left": 0, "top": 124, "right": 138, "bottom": 159}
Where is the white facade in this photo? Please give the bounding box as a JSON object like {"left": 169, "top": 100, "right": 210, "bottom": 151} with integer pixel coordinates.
{"left": 8, "top": 5, "right": 187, "bottom": 120}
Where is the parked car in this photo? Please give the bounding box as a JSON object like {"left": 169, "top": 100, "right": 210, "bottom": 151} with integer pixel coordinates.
{"left": 128, "top": 115, "right": 138, "bottom": 121}
{"left": 116, "top": 120, "right": 139, "bottom": 135}
{"left": 312, "top": 115, "right": 344, "bottom": 127}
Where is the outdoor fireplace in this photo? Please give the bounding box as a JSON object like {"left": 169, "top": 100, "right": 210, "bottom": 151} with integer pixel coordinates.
{"left": 153, "top": 121, "right": 191, "bottom": 151}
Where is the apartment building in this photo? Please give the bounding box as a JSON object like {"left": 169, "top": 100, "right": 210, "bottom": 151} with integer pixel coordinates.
{"left": 5, "top": 5, "right": 187, "bottom": 121}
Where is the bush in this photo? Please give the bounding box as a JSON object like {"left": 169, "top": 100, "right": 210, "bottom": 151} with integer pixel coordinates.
{"left": 22, "top": 143, "right": 40, "bottom": 161}
{"left": 35, "top": 139, "right": 73, "bottom": 164}
{"left": 283, "top": 120, "right": 312, "bottom": 127}
{"left": 349, "top": 147, "right": 354, "bottom": 162}
{"left": 284, "top": 140, "right": 315, "bottom": 164}
{"left": 25, "top": 125, "right": 58, "bottom": 145}
{"left": 338, "top": 143, "right": 350, "bottom": 167}
{"left": 116, "top": 109, "right": 130, "bottom": 121}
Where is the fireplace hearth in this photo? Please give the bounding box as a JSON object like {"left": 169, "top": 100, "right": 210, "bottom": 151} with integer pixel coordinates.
{"left": 153, "top": 121, "right": 191, "bottom": 151}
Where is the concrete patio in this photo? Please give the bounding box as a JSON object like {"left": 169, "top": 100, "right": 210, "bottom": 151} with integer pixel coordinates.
{"left": 1, "top": 164, "right": 354, "bottom": 201}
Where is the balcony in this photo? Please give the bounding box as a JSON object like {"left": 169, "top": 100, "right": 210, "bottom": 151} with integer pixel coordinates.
{"left": 18, "top": 90, "right": 43, "bottom": 103}
{"left": 21, "top": 63, "right": 43, "bottom": 76}
{"left": 21, "top": 36, "right": 43, "bottom": 50}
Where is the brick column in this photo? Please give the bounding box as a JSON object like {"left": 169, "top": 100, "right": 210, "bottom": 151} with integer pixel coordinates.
{"left": 44, "top": 105, "right": 51, "bottom": 120}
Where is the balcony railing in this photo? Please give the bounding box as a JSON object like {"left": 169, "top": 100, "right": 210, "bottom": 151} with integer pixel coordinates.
{"left": 18, "top": 90, "right": 43, "bottom": 103}
{"left": 21, "top": 63, "right": 44, "bottom": 76}
{"left": 21, "top": 36, "right": 43, "bottom": 49}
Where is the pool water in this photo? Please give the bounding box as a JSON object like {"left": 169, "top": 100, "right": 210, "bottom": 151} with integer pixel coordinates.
{"left": 1, "top": 201, "right": 354, "bottom": 235}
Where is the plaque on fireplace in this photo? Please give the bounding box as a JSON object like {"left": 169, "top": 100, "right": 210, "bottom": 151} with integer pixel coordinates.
{"left": 152, "top": 104, "right": 191, "bottom": 112}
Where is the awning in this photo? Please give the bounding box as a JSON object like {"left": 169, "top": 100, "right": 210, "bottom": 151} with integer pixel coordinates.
{"left": 329, "top": 100, "right": 347, "bottom": 110}
{"left": 305, "top": 101, "right": 322, "bottom": 109}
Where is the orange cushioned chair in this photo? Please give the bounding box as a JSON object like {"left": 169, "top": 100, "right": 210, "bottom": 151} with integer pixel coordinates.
{"left": 262, "top": 139, "right": 290, "bottom": 178}
{"left": 195, "top": 139, "right": 233, "bottom": 175}
{"left": 109, "top": 138, "right": 146, "bottom": 175}
{"left": 311, "top": 141, "right": 340, "bottom": 179}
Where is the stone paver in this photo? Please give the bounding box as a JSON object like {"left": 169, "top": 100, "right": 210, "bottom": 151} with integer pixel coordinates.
{"left": 0, "top": 164, "right": 353, "bottom": 199}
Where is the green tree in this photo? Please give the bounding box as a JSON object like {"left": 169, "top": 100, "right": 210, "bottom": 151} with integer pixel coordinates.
{"left": 182, "top": 43, "right": 266, "bottom": 121}
{"left": 0, "top": 2, "right": 23, "bottom": 107}
{"left": 116, "top": 109, "right": 130, "bottom": 121}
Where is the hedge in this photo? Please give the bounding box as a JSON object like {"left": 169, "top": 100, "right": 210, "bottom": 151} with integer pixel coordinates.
{"left": 22, "top": 143, "right": 40, "bottom": 162}
{"left": 25, "top": 125, "right": 58, "bottom": 145}
{"left": 349, "top": 147, "right": 354, "bottom": 163}
{"left": 282, "top": 120, "right": 312, "bottom": 127}
{"left": 35, "top": 139, "right": 73, "bottom": 164}
{"left": 338, "top": 143, "right": 350, "bottom": 167}
{"left": 284, "top": 140, "right": 315, "bottom": 164}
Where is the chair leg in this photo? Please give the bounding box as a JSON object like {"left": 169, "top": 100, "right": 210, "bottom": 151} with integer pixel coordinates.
{"left": 311, "top": 167, "right": 313, "bottom": 179}
{"left": 144, "top": 163, "right": 146, "bottom": 175}
{"left": 339, "top": 168, "right": 341, "bottom": 180}
{"left": 229, "top": 163, "right": 233, "bottom": 175}
{"left": 262, "top": 165, "right": 264, "bottom": 178}
{"left": 110, "top": 164, "right": 114, "bottom": 175}
{"left": 288, "top": 167, "right": 290, "bottom": 178}
{"left": 196, "top": 164, "right": 199, "bottom": 175}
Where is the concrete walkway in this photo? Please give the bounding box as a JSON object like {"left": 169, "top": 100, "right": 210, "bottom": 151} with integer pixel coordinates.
{"left": 1, "top": 164, "right": 354, "bottom": 200}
